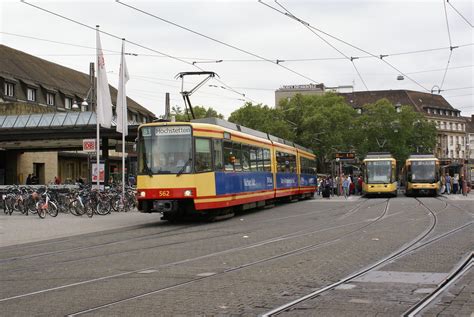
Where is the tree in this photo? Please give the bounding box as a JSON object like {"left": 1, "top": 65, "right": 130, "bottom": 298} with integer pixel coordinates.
{"left": 170, "top": 105, "right": 224, "bottom": 121}
{"left": 228, "top": 102, "right": 295, "bottom": 140}
{"left": 279, "top": 93, "right": 359, "bottom": 170}
{"left": 354, "top": 99, "right": 437, "bottom": 163}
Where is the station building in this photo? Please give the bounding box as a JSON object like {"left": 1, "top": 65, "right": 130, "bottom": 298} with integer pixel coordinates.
{"left": 0, "top": 44, "right": 155, "bottom": 185}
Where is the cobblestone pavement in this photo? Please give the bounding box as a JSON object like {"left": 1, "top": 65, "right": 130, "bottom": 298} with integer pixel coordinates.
{"left": 0, "top": 197, "right": 472, "bottom": 316}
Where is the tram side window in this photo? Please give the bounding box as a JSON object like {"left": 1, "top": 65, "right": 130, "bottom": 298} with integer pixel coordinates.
{"left": 263, "top": 149, "right": 271, "bottom": 171}
{"left": 232, "top": 143, "right": 243, "bottom": 172}
{"left": 195, "top": 138, "right": 212, "bottom": 172}
{"left": 277, "top": 151, "right": 293, "bottom": 172}
{"left": 213, "top": 139, "right": 223, "bottom": 170}
{"left": 250, "top": 147, "right": 258, "bottom": 171}
{"left": 241, "top": 145, "right": 251, "bottom": 171}
{"left": 288, "top": 153, "right": 297, "bottom": 173}
{"left": 256, "top": 148, "right": 264, "bottom": 171}
{"left": 223, "top": 141, "right": 234, "bottom": 171}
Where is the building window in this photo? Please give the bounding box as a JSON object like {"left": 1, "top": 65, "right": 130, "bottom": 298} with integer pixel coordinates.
{"left": 64, "top": 97, "right": 72, "bottom": 109}
{"left": 132, "top": 113, "right": 138, "bottom": 123}
{"left": 27, "top": 87, "right": 36, "bottom": 101}
{"left": 450, "top": 136, "right": 453, "bottom": 145}
{"left": 427, "top": 108, "right": 431, "bottom": 114}
{"left": 46, "top": 92, "right": 55, "bottom": 106}
{"left": 462, "top": 151, "right": 464, "bottom": 158}
{"left": 449, "top": 122, "right": 453, "bottom": 130}
{"left": 450, "top": 150, "right": 453, "bottom": 157}
{"left": 433, "top": 109, "right": 437, "bottom": 115}
{"left": 4, "top": 82, "right": 14, "bottom": 97}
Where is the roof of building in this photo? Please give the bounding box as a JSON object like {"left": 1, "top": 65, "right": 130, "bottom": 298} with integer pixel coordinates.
{"left": 0, "top": 44, "right": 155, "bottom": 117}
{"left": 464, "top": 115, "right": 474, "bottom": 133}
{"left": 339, "top": 89, "right": 459, "bottom": 113}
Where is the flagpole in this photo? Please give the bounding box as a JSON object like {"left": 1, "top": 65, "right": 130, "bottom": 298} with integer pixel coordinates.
{"left": 121, "top": 38, "right": 126, "bottom": 203}
{"left": 96, "top": 25, "right": 100, "bottom": 191}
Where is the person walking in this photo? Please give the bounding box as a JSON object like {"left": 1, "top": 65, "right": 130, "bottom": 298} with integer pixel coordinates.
{"left": 26, "top": 174, "right": 32, "bottom": 185}
{"left": 453, "top": 174, "right": 459, "bottom": 194}
{"left": 342, "top": 176, "right": 350, "bottom": 199}
{"left": 445, "top": 174, "right": 451, "bottom": 195}
{"left": 357, "top": 176, "right": 363, "bottom": 195}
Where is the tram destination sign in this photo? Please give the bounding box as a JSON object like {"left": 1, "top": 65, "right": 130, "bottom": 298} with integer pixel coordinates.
{"left": 142, "top": 126, "right": 192, "bottom": 137}
{"left": 335, "top": 152, "right": 355, "bottom": 160}
{"left": 155, "top": 126, "right": 191, "bottom": 136}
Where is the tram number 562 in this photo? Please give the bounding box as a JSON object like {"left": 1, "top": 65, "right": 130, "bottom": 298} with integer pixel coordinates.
{"left": 159, "top": 191, "right": 170, "bottom": 197}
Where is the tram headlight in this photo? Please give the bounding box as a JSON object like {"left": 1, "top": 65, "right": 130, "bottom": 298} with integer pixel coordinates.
{"left": 184, "top": 190, "right": 193, "bottom": 197}
{"left": 140, "top": 191, "right": 146, "bottom": 197}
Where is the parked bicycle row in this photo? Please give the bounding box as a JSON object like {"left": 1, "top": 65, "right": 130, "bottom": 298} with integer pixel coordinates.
{"left": 1, "top": 184, "right": 137, "bottom": 219}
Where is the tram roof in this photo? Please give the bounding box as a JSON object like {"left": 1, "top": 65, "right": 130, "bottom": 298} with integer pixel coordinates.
{"left": 191, "top": 117, "right": 314, "bottom": 154}
{"left": 364, "top": 152, "right": 394, "bottom": 160}
{"left": 407, "top": 154, "right": 437, "bottom": 160}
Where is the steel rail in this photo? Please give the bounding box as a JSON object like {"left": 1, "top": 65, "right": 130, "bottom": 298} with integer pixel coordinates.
{"left": 65, "top": 199, "right": 392, "bottom": 316}
{"left": 261, "top": 198, "right": 438, "bottom": 316}
{"left": 0, "top": 199, "right": 369, "bottom": 270}
{"left": 403, "top": 252, "right": 474, "bottom": 317}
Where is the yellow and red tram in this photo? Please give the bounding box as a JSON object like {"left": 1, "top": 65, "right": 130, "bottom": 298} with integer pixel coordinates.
{"left": 136, "top": 118, "right": 317, "bottom": 220}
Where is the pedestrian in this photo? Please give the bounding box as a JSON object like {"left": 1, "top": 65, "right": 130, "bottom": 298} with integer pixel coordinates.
{"left": 453, "top": 174, "right": 459, "bottom": 194}
{"left": 328, "top": 176, "right": 334, "bottom": 197}
{"left": 26, "top": 174, "right": 32, "bottom": 185}
{"left": 357, "top": 176, "right": 363, "bottom": 195}
{"left": 445, "top": 174, "right": 451, "bottom": 195}
{"left": 440, "top": 174, "right": 446, "bottom": 194}
{"left": 461, "top": 175, "right": 467, "bottom": 196}
{"left": 342, "top": 176, "right": 350, "bottom": 199}
{"left": 54, "top": 176, "right": 61, "bottom": 185}
{"left": 31, "top": 175, "right": 39, "bottom": 185}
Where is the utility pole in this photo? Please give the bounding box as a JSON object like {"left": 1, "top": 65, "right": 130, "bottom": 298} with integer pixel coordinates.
{"left": 165, "top": 92, "right": 170, "bottom": 120}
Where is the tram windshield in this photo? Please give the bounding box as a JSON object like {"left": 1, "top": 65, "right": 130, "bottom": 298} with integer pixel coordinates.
{"left": 367, "top": 161, "right": 391, "bottom": 183}
{"left": 411, "top": 161, "right": 436, "bottom": 182}
{"left": 138, "top": 126, "right": 192, "bottom": 174}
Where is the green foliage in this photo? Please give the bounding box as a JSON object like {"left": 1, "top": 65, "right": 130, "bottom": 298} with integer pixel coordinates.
{"left": 279, "top": 93, "right": 358, "bottom": 166}
{"left": 228, "top": 94, "right": 437, "bottom": 173}
{"left": 354, "top": 99, "right": 437, "bottom": 163}
{"left": 228, "top": 102, "right": 295, "bottom": 140}
{"left": 170, "top": 105, "right": 224, "bottom": 121}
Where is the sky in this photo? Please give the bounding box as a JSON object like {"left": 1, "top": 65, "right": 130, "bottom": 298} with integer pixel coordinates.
{"left": 1, "top": 0, "right": 473, "bottom": 118}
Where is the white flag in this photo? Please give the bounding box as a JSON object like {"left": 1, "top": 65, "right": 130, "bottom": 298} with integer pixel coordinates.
{"left": 96, "top": 28, "right": 113, "bottom": 128}
{"left": 116, "top": 39, "right": 129, "bottom": 136}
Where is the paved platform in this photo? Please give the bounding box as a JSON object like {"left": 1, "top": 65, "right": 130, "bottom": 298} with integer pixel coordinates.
{"left": 0, "top": 211, "right": 160, "bottom": 247}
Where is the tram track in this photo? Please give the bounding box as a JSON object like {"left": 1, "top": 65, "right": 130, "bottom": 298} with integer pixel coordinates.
{"left": 0, "top": 197, "right": 385, "bottom": 306}
{"left": 260, "top": 197, "right": 473, "bottom": 316}
{"left": 0, "top": 198, "right": 371, "bottom": 270}
{"left": 403, "top": 251, "right": 474, "bottom": 317}
{"left": 59, "top": 199, "right": 393, "bottom": 316}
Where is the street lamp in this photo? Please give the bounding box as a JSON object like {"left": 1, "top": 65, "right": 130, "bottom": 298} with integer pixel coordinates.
{"left": 72, "top": 100, "right": 80, "bottom": 110}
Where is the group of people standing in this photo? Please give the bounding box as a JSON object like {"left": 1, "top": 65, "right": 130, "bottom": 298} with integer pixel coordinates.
{"left": 317, "top": 174, "right": 364, "bottom": 199}
{"left": 441, "top": 173, "right": 468, "bottom": 195}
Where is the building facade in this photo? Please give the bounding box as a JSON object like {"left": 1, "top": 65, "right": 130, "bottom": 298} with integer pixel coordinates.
{"left": 0, "top": 44, "right": 155, "bottom": 185}
{"left": 339, "top": 90, "right": 469, "bottom": 176}
{"left": 465, "top": 115, "right": 474, "bottom": 186}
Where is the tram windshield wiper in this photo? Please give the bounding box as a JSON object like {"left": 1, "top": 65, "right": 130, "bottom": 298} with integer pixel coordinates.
{"left": 177, "top": 158, "right": 192, "bottom": 177}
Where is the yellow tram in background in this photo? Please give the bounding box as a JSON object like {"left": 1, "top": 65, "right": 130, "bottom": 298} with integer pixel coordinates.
{"left": 404, "top": 154, "right": 440, "bottom": 197}
{"left": 362, "top": 153, "right": 397, "bottom": 197}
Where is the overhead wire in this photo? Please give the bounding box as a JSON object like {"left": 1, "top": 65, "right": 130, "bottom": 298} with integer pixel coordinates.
{"left": 447, "top": 0, "right": 473, "bottom": 28}
{"left": 259, "top": 0, "right": 431, "bottom": 93}
{"left": 20, "top": 0, "right": 254, "bottom": 105}
{"left": 438, "top": 0, "right": 458, "bottom": 92}
{"left": 273, "top": 0, "right": 369, "bottom": 91}
{"left": 115, "top": 0, "right": 321, "bottom": 85}
{"left": 2, "top": 30, "right": 472, "bottom": 64}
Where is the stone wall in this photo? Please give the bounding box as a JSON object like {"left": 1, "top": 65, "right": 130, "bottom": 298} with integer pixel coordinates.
{"left": 17, "top": 152, "right": 58, "bottom": 185}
